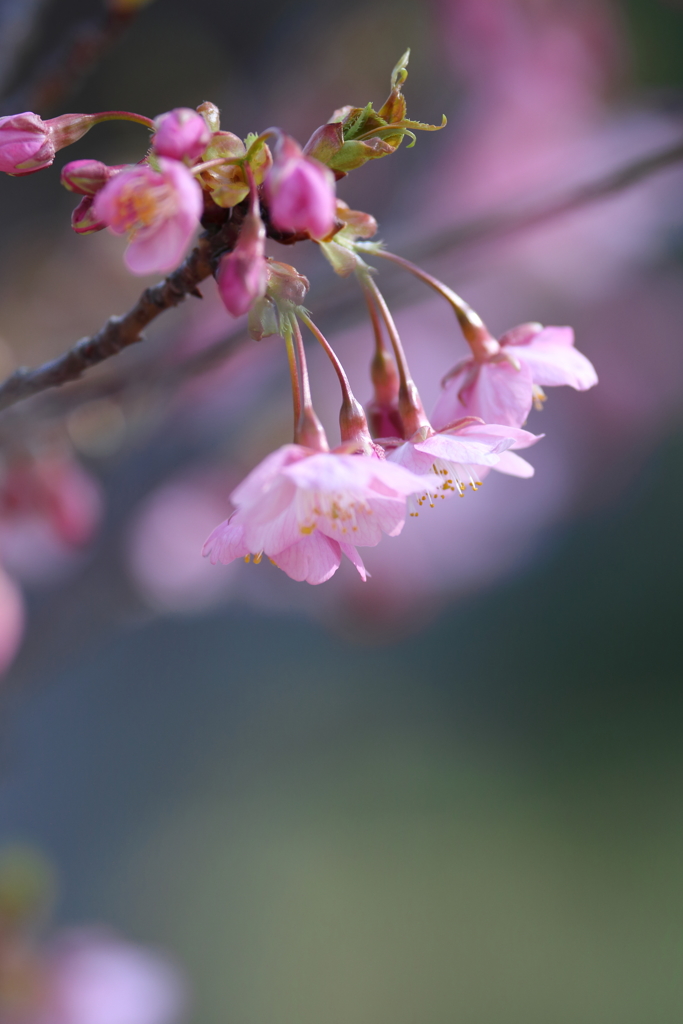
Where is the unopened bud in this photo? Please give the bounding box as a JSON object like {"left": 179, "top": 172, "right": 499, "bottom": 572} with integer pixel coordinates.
{"left": 265, "top": 260, "right": 309, "bottom": 308}
{"left": 216, "top": 209, "right": 268, "bottom": 317}
{"left": 196, "top": 101, "right": 220, "bottom": 133}
{"left": 265, "top": 134, "right": 336, "bottom": 239}
{"left": 71, "top": 196, "right": 107, "bottom": 234}
{"left": 153, "top": 108, "right": 211, "bottom": 163}
{"left": 61, "top": 159, "right": 122, "bottom": 196}
{"left": 248, "top": 297, "right": 280, "bottom": 340}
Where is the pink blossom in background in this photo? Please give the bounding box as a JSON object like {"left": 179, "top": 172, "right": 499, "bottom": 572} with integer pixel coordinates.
{"left": 93, "top": 158, "right": 202, "bottom": 274}
{"left": 0, "top": 454, "right": 102, "bottom": 584}
{"left": 265, "top": 135, "right": 336, "bottom": 239}
{"left": 0, "top": 112, "right": 54, "bottom": 175}
{"left": 432, "top": 324, "right": 597, "bottom": 429}
{"left": 152, "top": 108, "right": 211, "bottom": 163}
{"left": 0, "top": 567, "right": 25, "bottom": 676}
{"left": 42, "top": 931, "right": 186, "bottom": 1024}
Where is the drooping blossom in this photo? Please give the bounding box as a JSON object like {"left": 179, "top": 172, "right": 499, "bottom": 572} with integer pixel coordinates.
{"left": 216, "top": 206, "right": 268, "bottom": 317}
{"left": 432, "top": 323, "right": 598, "bottom": 429}
{"left": 93, "top": 158, "right": 202, "bottom": 275}
{"left": 40, "top": 930, "right": 186, "bottom": 1024}
{"left": 152, "top": 108, "right": 211, "bottom": 163}
{"left": 264, "top": 135, "right": 336, "bottom": 239}
{"left": 385, "top": 419, "right": 541, "bottom": 512}
{"left": 203, "top": 444, "right": 427, "bottom": 584}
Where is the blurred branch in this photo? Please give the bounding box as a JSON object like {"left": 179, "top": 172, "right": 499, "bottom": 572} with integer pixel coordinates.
{"left": 0, "top": 217, "right": 242, "bottom": 414}
{"left": 0, "top": 0, "right": 50, "bottom": 98}
{"left": 1, "top": 133, "right": 683, "bottom": 422}
{"left": 408, "top": 136, "right": 683, "bottom": 260}
{"left": 1, "top": 2, "right": 153, "bottom": 116}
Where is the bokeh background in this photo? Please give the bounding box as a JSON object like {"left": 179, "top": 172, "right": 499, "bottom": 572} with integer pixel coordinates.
{"left": 1, "top": 0, "right": 683, "bottom": 1020}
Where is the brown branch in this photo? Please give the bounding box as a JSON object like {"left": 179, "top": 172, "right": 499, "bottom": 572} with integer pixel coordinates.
{"left": 1, "top": 5, "right": 149, "bottom": 116}
{"left": 1, "top": 134, "right": 683, "bottom": 421}
{"left": 0, "top": 215, "right": 242, "bottom": 414}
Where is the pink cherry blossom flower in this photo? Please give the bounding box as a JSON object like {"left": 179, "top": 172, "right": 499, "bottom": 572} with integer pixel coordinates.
{"left": 216, "top": 208, "right": 268, "bottom": 317}
{"left": 42, "top": 930, "right": 186, "bottom": 1024}
{"left": 152, "top": 108, "right": 211, "bottom": 163}
{"left": 386, "top": 420, "right": 542, "bottom": 511}
{"left": 432, "top": 323, "right": 598, "bottom": 429}
{"left": 93, "top": 158, "right": 202, "bottom": 275}
{"left": 265, "top": 135, "right": 336, "bottom": 239}
{"left": 203, "top": 443, "right": 426, "bottom": 584}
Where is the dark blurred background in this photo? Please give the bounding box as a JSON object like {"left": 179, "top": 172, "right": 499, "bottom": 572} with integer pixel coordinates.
{"left": 1, "top": 1, "right": 683, "bottom": 1021}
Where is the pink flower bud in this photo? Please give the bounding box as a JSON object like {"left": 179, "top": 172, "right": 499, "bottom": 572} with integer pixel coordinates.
{"left": 216, "top": 209, "right": 268, "bottom": 317}
{"left": 61, "top": 159, "right": 123, "bottom": 196}
{"left": 0, "top": 112, "right": 54, "bottom": 175}
{"left": 71, "top": 196, "right": 107, "bottom": 234}
{"left": 265, "top": 135, "right": 336, "bottom": 239}
{"left": 0, "top": 111, "right": 107, "bottom": 175}
{"left": 153, "top": 108, "right": 211, "bottom": 162}
{"left": 265, "top": 260, "right": 310, "bottom": 307}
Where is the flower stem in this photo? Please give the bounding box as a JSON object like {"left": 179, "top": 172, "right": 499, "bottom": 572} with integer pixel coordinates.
{"left": 299, "top": 313, "right": 371, "bottom": 446}
{"left": 360, "top": 273, "right": 429, "bottom": 436}
{"left": 282, "top": 315, "right": 301, "bottom": 435}
{"left": 364, "top": 248, "right": 500, "bottom": 361}
{"left": 289, "top": 315, "right": 329, "bottom": 452}
{"left": 89, "top": 111, "right": 155, "bottom": 130}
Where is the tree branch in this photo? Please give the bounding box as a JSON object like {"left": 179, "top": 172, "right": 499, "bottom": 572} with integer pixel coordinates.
{"left": 0, "top": 216, "right": 241, "bottom": 413}
{"left": 1, "top": 134, "right": 683, "bottom": 420}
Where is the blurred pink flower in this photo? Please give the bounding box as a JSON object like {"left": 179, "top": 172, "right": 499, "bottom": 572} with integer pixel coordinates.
{"left": 265, "top": 135, "right": 336, "bottom": 239}
{"left": 432, "top": 324, "right": 597, "bottom": 428}
{"left": 0, "top": 567, "right": 25, "bottom": 676}
{"left": 93, "top": 159, "right": 202, "bottom": 274}
{"left": 42, "top": 930, "right": 186, "bottom": 1024}
{"left": 60, "top": 160, "right": 123, "bottom": 196}
{"left": 152, "top": 108, "right": 211, "bottom": 163}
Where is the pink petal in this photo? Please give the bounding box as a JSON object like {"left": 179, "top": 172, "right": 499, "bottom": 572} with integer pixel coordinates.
{"left": 458, "top": 361, "right": 535, "bottom": 427}
{"left": 202, "top": 519, "right": 249, "bottom": 565}
{"left": 339, "top": 542, "right": 368, "bottom": 581}
{"left": 231, "top": 445, "right": 308, "bottom": 507}
{"left": 514, "top": 327, "right": 598, "bottom": 390}
{"left": 413, "top": 431, "right": 509, "bottom": 466}
{"left": 125, "top": 212, "right": 197, "bottom": 275}
{"left": 490, "top": 450, "right": 535, "bottom": 477}
{"left": 273, "top": 532, "right": 341, "bottom": 584}
{"left": 452, "top": 422, "right": 543, "bottom": 451}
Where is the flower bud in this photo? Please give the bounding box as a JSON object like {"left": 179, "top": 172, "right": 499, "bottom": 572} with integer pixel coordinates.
{"left": 265, "top": 260, "right": 310, "bottom": 308}
{"left": 152, "top": 108, "right": 211, "bottom": 163}
{"left": 71, "top": 196, "right": 107, "bottom": 234}
{"left": 248, "top": 297, "right": 280, "bottom": 340}
{"left": 198, "top": 132, "right": 272, "bottom": 208}
{"left": 196, "top": 101, "right": 220, "bottom": 133}
{"left": 0, "top": 112, "right": 106, "bottom": 175}
{"left": 216, "top": 209, "right": 268, "bottom": 317}
{"left": 264, "top": 135, "right": 336, "bottom": 239}
{"left": 60, "top": 159, "right": 123, "bottom": 196}
{"left": 0, "top": 112, "right": 53, "bottom": 175}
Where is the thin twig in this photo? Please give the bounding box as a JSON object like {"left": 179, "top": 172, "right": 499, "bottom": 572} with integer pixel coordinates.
{"left": 0, "top": 216, "right": 242, "bottom": 413}
{"left": 1, "top": 5, "right": 150, "bottom": 116}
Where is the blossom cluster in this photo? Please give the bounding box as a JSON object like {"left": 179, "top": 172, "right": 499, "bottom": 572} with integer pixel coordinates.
{"left": 0, "top": 51, "right": 597, "bottom": 588}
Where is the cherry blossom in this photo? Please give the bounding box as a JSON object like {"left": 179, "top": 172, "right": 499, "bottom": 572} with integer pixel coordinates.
{"left": 432, "top": 322, "right": 597, "bottom": 429}
{"left": 152, "top": 108, "right": 211, "bottom": 163}
{"left": 93, "top": 158, "right": 202, "bottom": 275}
{"left": 203, "top": 444, "right": 426, "bottom": 584}
{"left": 265, "top": 135, "right": 336, "bottom": 239}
